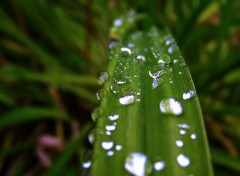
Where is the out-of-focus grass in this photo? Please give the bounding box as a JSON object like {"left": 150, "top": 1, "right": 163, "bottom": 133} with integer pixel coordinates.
{"left": 0, "top": 0, "right": 240, "bottom": 175}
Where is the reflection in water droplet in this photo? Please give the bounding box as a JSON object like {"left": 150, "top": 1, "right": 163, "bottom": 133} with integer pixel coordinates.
{"left": 106, "top": 124, "right": 116, "bottom": 131}
{"left": 107, "top": 151, "right": 114, "bottom": 156}
{"left": 98, "top": 72, "right": 109, "bottom": 85}
{"left": 183, "top": 90, "right": 196, "bottom": 100}
{"left": 108, "top": 114, "right": 119, "bottom": 121}
{"left": 114, "top": 19, "right": 122, "bottom": 26}
{"left": 91, "top": 107, "right": 102, "bottom": 122}
{"left": 154, "top": 161, "right": 165, "bottom": 171}
{"left": 180, "top": 129, "right": 186, "bottom": 135}
{"left": 191, "top": 134, "right": 197, "bottom": 140}
{"left": 177, "top": 154, "right": 190, "bottom": 167}
{"left": 116, "top": 145, "right": 122, "bottom": 151}
{"left": 119, "top": 94, "right": 135, "bottom": 105}
{"left": 82, "top": 161, "right": 91, "bottom": 169}
{"left": 176, "top": 140, "right": 184, "bottom": 147}
{"left": 137, "top": 55, "right": 146, "bottom": 61}
{"left": 101, "top": 141, "right": 114, "bottom": 150}
{"left": 121, "top": 47, "right": 132, "bottom": 56}
{"left": 158, "top": 54, "right": 171, "bottom": 64}
{"left": 125, "top": 153, "right": 152, "bottom": 176}
{"left": 159, "top": 98, "right": 183, "bottom": 116}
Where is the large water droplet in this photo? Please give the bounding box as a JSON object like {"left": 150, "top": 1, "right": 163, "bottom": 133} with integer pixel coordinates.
{"left": 176, "top": 140, "right": 184, "bottom": 147}
{"left": 177, "top": 154, "right": 190, "bottom": 167}
{"left": 124, "top": 153, "right": 152, "bottom": 176}
{"left": 183, "top": 90, "right": 196, "bottom": 100}
{"left": 91, "top": 107, "right": 102, "bottom": 122}
{"left": 101, "top": 141, "right": 114, "bottom": 150}
{"left": 98, "top": 72, "right": 109, "bottom": 85}
{"left": 121, "top": 47, "right": 132, "bottom": 56}
{"left": 154, "top": 161, "right": 165, "bottom": 171}
{"left": 158, "top": 54, "right": 171, "bottom": 64}
{"left": 119, "top": 94, "right": 135, "bottom": 105}
{"left": 159, "top": 98, "right": 183, "bottom": 116}
{"left": 108, "top": 114, "right": 119, "bottom": 121}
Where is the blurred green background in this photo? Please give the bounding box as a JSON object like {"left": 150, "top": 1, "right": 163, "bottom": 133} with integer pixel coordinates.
{"left": 0, "top": 0, "right": 240, "bottom": 175}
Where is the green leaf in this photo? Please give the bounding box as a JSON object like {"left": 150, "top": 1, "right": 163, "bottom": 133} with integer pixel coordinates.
{"left": 91, "top": 26, "right": 213, "bottom": 175}
{"left": 0, "top": 107, "right": 69, "bottom": 130}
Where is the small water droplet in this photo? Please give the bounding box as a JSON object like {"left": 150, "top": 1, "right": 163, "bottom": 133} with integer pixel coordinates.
{"left": 114, "top": 75, "right": 127, "bottom": 85}
{"left": 119, "top": 94, "right": 135, "bottom": 105}
{"left": 121, "top": 47, "right": 131, "bottom": 56}
{"left": 176, "top": 140, "right": 184, "bottom": 147}
{"left": 124, "top": 153, "right": 152, "bottom": 176}
{"left": 91, "top": 107, "right": 102, "bottom": 122}
{"left": 136, "top": 55, "right": 145, "bottom": 62}
{"left": 101, "top": 141, "right": 114, "bottom": 150}
{"left": 158, "top": 54, "right": 171, "bottom": 64}
{"left": 107, "top": 150, "right": 114, "bottom": 156}
{"left": 154, "top": 161, "right": 165, "bottom": 171}
{"left": 105, "top": 124, "right": 116, "bottom": 131}
{"left": 177, "top": 154, "right": 190, "bottom": 167}
{"left": 149, "top": 65, "right": 163, "bottom": 79}
{"left": 88, "top": 129, "right": 95, "bottom": 144}
{"left": 116, "top": 145, "right": 122, "bottom": 151}
{"left": 114, "top": 19, "right": 122, "bottom": 26}
{"left": 82, "top": 161, "right": 91, "bottom": 169}
{"left": 152, "top": 78, "right": 164, "bottom": 89}
{"left": 180, "top": 129, "right": 186, "bottom": 135}
{"left": 128, "top": 43, "right": 135, "bottom": 48}
{"left": 191, "top": 134, "right": 197, "bottom": 140}
{"left": 166, "top": 38, "right": 174, "bottom": 45}
{"left": 106, "top": 131, "right": 111, "bottom": 136}
{"left": 174, "top": 59, "right": 179, "bottom": 63}
{"left": 178, "top": 124, "right": 189, "bottom": 129}
{"left": 168, "top": 44, "right": 177, "bottom": 54}
{"left": 110, "top": 84, "right": 119, "bottom": 94}
{"left": 183, "top": 90, "right": 196, "bottom": 100}
{"left": 98, "top": 72, "right": 109, "bottom": 85}
{"left": 96, "top": 92, "right": 100, "bottom": 101}
{"left": 159, "top": 98, "right": 183, "bottom": 116}
{"left": 108, "top": 114, "right": 119, "bottom": 121}
{"left": 179, "top": 71, "right": 182, "bottom": 75}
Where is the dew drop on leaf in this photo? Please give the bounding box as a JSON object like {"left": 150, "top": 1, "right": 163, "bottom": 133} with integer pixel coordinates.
{"left": 91, "top": 107, "right": 102, "bottom": 122}
{"left": 82, "top": 161, "right": 91, "bottom": 169}
{"left": 158, "top": 54, "right": 171, "bottom": 64}
{"left": 154, "top": 161, "right": 165, "bottom": 171}
{"left": 183, "top": 90, "right": 196, "bottom": 100}
{"left": 101, "top": 141, "right": 114, "bottom": 150}
{"left": 176, "top": 140, "right": 184, "bottom": 148}
{"left": 159, "top": 98, "right": 183, "bottom": 116}
{"left": 191, "top": 133, "right": 197, "bottom": 140}
{"left": 124, "top": 153, "right": 152, "bottom": 176}
{"left": 136, "top": 55, "right": 146, "bottom": 62}
{"left": 177, "top": 154, "right": 190, "bottom": 168}
{"left": 98, "top": 72, "right": 109, "bottom": 85}
{"left": 121, "top": 47, "right": 132, "bottom": 56}
{"left": 119, "top": 94, "right": 135, "bottom": 105}
{"left": 108, "top": 114, "right": 119, "bottom": 121}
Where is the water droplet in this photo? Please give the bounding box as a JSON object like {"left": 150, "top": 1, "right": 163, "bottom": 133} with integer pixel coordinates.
{"left": 168, "top": 44, "right": 177, "bottom": 54}
{"left": 98, "top": 72, "right": 109, "bottom": 85}
{"left": 124, "top": 153, "right": 152, "bottom": 176}
{"left": 154, "top": 161, "right": 165, "bottom": 171}
{"left": 119, "top": 94, "right": 135, "bottom": 105}
{"left": 191, "top": 134, "right": 197, "bottom": 140}
{"left": 128, "top": 43, "right": 135, "bottom": 48}
{"left": 179, "top": 71, "right": 182, "bottom": 75}
{"left": 101, "top": 141, "right": 114, "bottom": 150}
{"left": 121, "top": 47, "right": 131, "bottom": 56}
{"left": 158, "top": 54, "right": 171, "bottom": 64}
{"left": 180, "top": 129, "right": 186, "bottom": 135}
{"left": 114, "top": 19, "right": 122, "bottom": 26}
{"left": 105, "top": 124, "right": 116, "bottom": 131}
{"left": 96, "top": 92, "right": 100, "bottom": 101}
{"left": 107, "top": 150, "right": 114, "bottom": 156}
{"left": 152, "top": 78, "right": 164, "bottom": 89}
{"left": 109, "top": 41, "right": 118, "bottom": 49}
{"left": 88, "top": 129, "right": 95, "bottom": 144}
{"left": 178, "top": 124, "right": 189, "bottom": 129}
{"left": 115, "top": 145, "right": 122, "bottom": 151}
{"left": 114, "top": 75, "right": 127, "bottom": 85}
{"left": 159, "top": 98, "right": 183, "bottom": 116}
{"left": 82, "top": 161, "right": 91, "bottom": 169}
{"left": 91, "top": 107, "right": 102, "bottom": 122}
{"left": 110, "top": 84, "right": 119, "bottom": 94}
{"left": 96, "top": 89, "right": 106, "bottom": 101}
{"left": 183, "top": 90, "right": 196, "bottom": 100}
{"left": 136, "top": 55, "right": 145, "bottom": 62}
{"left": 176, "top": 140, "right": 184, "bottom": 147}
{"left": 149, "top": 65, "right": 163, "bottom": 79}
{"left": 177, "top": 154, "right": 190, "bottom": 167}
{"left": 166, "top": 38, "right": 174, "bottom": 45}
{"left": 174, "top": 59, "right": 179, "bottom": 63}
{"left": 106, "top": 131, "right": 111, "bottom": 136}
{"left": 108, "top": 114, "right": 119, "bottom": 121}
